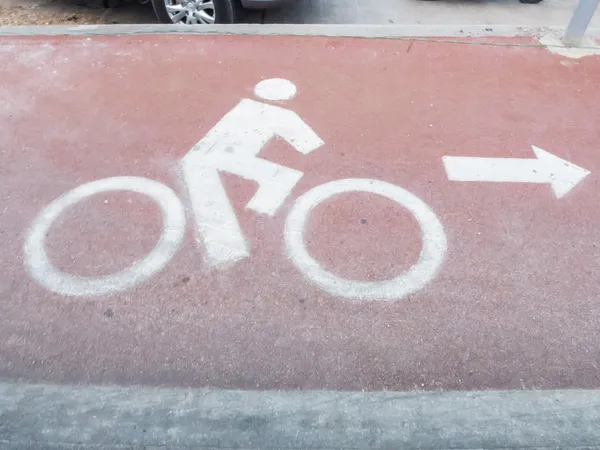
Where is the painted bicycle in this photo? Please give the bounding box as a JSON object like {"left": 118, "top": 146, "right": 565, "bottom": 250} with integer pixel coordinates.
{"left": 24, "top": 79, "right": 447, "bottom": 301}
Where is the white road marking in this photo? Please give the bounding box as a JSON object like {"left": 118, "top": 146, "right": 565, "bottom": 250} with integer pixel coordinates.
{"left": 254, "top": 78, "right": 297, "bottom": 101}
{"left": 23, "top": 176, "right": 186, "bottom": 297}
{"left": 182, "top": 97, "right": 324, "bottom": 268}
{"left": 443, "top": 145, "right": 591, "bottom": 198}
{"left": 284, "top": 178, "right": 447, "bottom": 301}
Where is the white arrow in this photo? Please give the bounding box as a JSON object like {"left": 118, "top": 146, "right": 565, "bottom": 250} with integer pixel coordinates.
{"left": 443, "top": 146, "right": 590, "bottom": 198}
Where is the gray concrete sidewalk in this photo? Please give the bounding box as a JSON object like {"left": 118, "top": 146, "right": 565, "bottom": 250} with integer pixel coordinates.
{"left": 2, "top": 382, "right": 600, "bottom": 449}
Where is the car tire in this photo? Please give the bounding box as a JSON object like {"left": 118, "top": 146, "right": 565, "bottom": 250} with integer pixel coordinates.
{"left": 152, "top": 0, "right": 243, "bottom": 24}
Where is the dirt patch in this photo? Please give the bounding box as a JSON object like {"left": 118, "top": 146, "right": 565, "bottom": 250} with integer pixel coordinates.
{"left": 0, "top": 0, "right": 156, "bottom": 25}
{"left": 0, "top": 6, "right": 102, "bottom": 25}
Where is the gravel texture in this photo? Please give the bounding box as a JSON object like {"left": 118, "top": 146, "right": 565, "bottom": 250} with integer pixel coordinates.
{"left": 0, "top": 0, "right": 155, "bottom": 25}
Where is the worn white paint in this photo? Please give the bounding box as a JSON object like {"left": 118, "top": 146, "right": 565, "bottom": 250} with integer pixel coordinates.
{"left": 539, "top": 33, "right": 600, "bottom": 59}
{"left": 254, "top": 78, "right": 297, "bottom": 101}
{"left": 443, "top": 146, "right": 590, "bottom": 199}
{"left": 23, "top": 177, "right": 186, "bottom": 297}
{"left": 284, "top": 179, "right": 447, "bottom": 301}
{"left": 182, "top": 96, "right": 324, "bottom": 267}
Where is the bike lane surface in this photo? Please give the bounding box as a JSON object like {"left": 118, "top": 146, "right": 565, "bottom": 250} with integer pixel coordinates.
{"left": 0, "top": 33, "right": 599, "bottom": 391}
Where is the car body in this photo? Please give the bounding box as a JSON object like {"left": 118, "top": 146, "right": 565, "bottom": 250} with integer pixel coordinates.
{"left": 240, "top": 0, "right": 285, "bottom": 9}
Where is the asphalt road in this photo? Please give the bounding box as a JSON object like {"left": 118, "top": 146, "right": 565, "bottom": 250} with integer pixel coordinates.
{"left": 120, "top": 0, "right": 600, "bottom": 31}
{"left": 2, "top": 0, "right": 597, "bottom": 29}
{"left": 195, "top": 0, "right": 600, "bottom": 27}
{"left": 5, "top": 0, "right": 600, "bottom": 28}
{"left": 264, "top": 0, "right": 599, "bottom": 27}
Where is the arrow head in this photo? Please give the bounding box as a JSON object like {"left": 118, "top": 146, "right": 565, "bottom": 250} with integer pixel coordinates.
{"left": 532, "top": 146, "right": 590, "bottom": 198}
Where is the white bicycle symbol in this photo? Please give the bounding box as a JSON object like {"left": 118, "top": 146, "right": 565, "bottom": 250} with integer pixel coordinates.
{"left": 24, "top": 79, "right": 448, "bottom": 301}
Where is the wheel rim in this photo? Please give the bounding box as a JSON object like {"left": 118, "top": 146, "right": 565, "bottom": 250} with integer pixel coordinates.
{"left": 164, "top": 0, "right": 215, "bottom": 24}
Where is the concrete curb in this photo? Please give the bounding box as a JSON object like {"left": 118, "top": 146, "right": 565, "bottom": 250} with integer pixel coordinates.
{"left": 0, "top": 23, "right": 599, "bottom": 39}
{"left": 1, "top": 382, "right": 600, "bottom": 449}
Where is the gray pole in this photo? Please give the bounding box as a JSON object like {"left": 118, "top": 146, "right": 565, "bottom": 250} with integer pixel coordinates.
{"left": 563, "top": 0, "right": 600, "bottom": 47}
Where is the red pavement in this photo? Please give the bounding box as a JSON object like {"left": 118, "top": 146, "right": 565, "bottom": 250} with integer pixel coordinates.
{"left": 0, "top": 33, "right": 599, "bottom": 391}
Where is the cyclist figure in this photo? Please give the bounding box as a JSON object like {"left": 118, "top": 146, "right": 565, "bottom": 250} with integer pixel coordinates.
{"left": 181, "top": 78, "right": 324, "bottom": 267}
